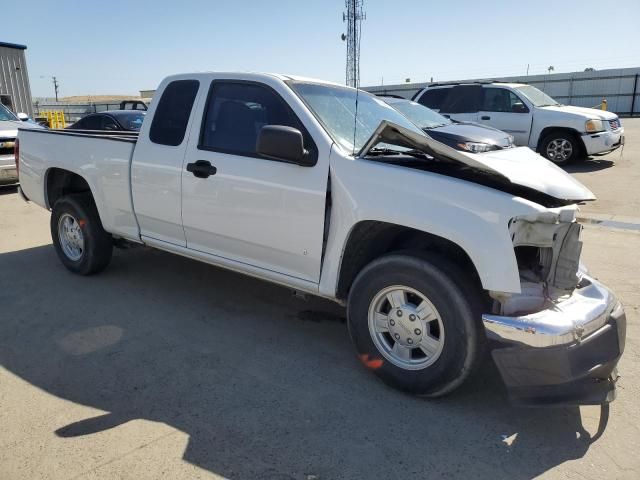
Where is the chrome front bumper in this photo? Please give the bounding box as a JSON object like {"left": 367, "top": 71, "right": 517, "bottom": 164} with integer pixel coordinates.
{"left": 483, "top": 275, "right": 626, "bottom": 405}
{"left": 482, "top": 275, "right": 618, "bottom": 348}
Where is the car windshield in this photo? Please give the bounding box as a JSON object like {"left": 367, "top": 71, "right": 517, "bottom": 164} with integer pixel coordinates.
{"left": 289, "top": 82, "right": 426, "bottom": 154}
{"left": 515, "top": 85, "right": 560, "bottom": 107}
{"left": 388, "top": 100, "right": 452, "bottom": 129}
{"left": 111, "top": 111, "right": 146, "bottom": 131}
{"left": 0, "top": 104, "right": 19, "bottom": 121}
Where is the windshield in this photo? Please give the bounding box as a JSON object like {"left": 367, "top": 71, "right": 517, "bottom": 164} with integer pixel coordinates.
{"left": 515, "top": 85, "right": 559, "bottom": 107}
{"left": 388, "top": 100, "right": 452, "bottom": 129}
{"left": 289, "top": 82, "right": 425, "bottom": 153}
{"left": 111, "top": 111, "right": 146, "bottom": 131}
{"left": 0, "top": 104, "right": 19, "bottom": 122}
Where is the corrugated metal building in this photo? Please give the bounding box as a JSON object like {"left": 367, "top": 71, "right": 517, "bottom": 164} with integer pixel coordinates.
{"left": 363, "top": 67, "right": 640, "bottom": 116}
{"left": 0, "top": 41, "right": 34, "bottom": 117}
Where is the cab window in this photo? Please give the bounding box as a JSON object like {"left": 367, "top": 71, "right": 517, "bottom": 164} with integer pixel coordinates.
{"left": 199, "top": 81, "right": 317, "bottom": 161}
{"left": 482, "top": 88, "right": 529, "bottom": 113}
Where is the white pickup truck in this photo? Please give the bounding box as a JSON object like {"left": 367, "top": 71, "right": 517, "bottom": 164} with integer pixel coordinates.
{"left": 17, "top": 72, "right": 626, "bottom": 405}
{"left": 413, "top": 82, "right": 625, "bottom": 165}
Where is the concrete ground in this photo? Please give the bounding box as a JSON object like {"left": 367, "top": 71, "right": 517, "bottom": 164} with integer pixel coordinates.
{"left": 1, "top": 120, "right": 639, "bottom": 480}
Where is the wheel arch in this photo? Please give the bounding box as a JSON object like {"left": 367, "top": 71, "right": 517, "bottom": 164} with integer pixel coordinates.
{"left": 45, "top": 167, "right": 93, "bottom": 209}
{"left": 537, "top": 126, "right": 586, "bottom": 154}
{"left": 335, "top": 220, "right": 484, "bottom": 301}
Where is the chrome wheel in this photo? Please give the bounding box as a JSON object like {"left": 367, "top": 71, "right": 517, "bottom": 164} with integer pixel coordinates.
{"left": 546, "top": 138, "right": 573, "bottom": 163}
{"left": 58, "top": 213, "right": 84, "bottom": 261}
{"left": 368, "top": 285, "right": 445, "bottom": 370}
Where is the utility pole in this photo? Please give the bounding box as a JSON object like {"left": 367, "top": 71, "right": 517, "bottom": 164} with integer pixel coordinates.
{"left": 342, "top": 0, "right": 366, "bottom": 88}
{"left": 52, "top": 76, "right": 60, "bottom": 102}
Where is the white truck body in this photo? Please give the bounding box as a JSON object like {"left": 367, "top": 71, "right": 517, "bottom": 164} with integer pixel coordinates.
{"left": 17, "top": 72, "right": 626, "bottom": 404}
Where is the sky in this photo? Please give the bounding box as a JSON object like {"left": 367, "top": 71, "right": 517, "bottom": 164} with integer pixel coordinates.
{"left": 3, "top": 0, "right": 640, "bottom": 98}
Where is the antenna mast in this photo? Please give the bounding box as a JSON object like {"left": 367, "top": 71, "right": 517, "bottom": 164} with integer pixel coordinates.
{"left": 342, "top": 0, "right": 366, "bottom": 88}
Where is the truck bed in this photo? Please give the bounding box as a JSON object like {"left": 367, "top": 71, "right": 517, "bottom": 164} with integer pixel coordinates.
{"left": 18, "top": 128, "right": 141, "bottom": 241}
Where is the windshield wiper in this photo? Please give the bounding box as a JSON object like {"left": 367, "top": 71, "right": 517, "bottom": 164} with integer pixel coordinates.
{"left": 367, "top": 147, "right": 404, "bottom": 156}
{"left": 367, "top": 147, "right": 431, "bottom": 160}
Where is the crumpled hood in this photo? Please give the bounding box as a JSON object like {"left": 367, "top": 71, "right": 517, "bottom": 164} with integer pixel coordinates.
{"left": 359, "top": 121, "right": 595, "bottom": 202}
{"left": 541, "top": 104, "right": 617, "bottom": 120}
{"left": 461, "top": 146, "right": 595, "bottom": 201}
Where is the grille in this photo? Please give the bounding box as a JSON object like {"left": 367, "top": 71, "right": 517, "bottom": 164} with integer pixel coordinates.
{"left": 608, "top": 118, "right": 621, "bottom": 130}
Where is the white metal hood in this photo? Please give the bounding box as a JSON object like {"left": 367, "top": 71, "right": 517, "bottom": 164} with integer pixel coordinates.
{"left": 359, "top": 121, "right": 595, "bottom": 202}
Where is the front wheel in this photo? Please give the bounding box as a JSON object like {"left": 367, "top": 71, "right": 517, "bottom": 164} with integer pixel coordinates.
{"left": 51, "top": 194, "right": 113, "bottom": 275}
{"left": 347, "top": 253, "right": 485, "bottom": 397}
{"left": 540, "top": 132, "right": 582, "bottom": 165}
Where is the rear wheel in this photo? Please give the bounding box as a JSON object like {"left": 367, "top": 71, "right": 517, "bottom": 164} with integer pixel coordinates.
{"left": 51, "top": 194, "right": 113, "bottom": 275}
{"left": 540, "top": 132, "right": 582, "bottom": 165}
{"left": 347, "top": 253, "right": 485, "bottom": 397}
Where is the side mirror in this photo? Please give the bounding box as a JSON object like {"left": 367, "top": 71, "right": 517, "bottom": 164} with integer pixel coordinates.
{"left": 257, "top": 125, "right": 314, "bottom": 166}
{"left": 512, "top": 103, "right": 528, "bottom": 113}
{"left": 17, "top": 112, "right": 29, "bottom": 121}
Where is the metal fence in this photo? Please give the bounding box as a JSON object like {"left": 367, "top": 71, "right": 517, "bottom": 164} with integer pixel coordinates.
{"left": 363, "top": 67, "right": 640, "bottom": 116}
{"left": 32, "top": 102, "right": 133, "bottom": 124}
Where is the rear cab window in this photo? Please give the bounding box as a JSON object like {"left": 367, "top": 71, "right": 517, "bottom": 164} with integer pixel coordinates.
{"left": 150, "top": 80, "right": 200, "bottom": 146}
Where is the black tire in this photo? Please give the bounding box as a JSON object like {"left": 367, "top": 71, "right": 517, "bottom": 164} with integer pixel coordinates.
{"left": 347, "top": 252, "right": 485, "bottom": 397}
{"left": 50, "top": 194, "right": 113, "bottom": 275}
{"left": 540, "top": 131, "right": 583, "bottom": 165}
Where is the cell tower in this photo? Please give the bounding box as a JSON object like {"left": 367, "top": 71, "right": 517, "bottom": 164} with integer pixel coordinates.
{"left": 342, "top": 0, "right": 366, "bottom": 88}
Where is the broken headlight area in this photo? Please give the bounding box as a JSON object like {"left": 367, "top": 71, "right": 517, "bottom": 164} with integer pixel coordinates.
{"left": 492, "top": 207, "right": 584, "bottom": 316}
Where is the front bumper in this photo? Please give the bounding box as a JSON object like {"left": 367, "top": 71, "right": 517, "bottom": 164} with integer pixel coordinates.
{"left": 483, "top": 275, "right": 626, "bottom": 406}
{"left": 581, "top": 128, "right": 624, "bottom": 156}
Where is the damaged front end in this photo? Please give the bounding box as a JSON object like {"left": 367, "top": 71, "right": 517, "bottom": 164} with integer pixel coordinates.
{"left": 484, "top": 209, "right": 626, "bottom": 406}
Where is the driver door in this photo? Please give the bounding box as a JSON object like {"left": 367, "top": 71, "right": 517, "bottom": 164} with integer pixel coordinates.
{"left": 478, "top": 88, "right": 532, "bottom": 145}
{"left": 181, "top": 80, "right": 329, "bottom": 283}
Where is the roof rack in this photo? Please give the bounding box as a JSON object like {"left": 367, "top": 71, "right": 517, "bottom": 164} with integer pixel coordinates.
{"left": 427, "top": 80, "right": 497, "bottom": 87}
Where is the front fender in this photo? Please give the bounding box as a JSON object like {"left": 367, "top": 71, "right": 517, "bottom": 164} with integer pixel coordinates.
{"left": 319, "top": 155, "right": 548, "bottom": 297}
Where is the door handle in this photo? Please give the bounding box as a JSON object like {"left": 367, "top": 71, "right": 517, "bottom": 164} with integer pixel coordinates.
{"left": 186, "top": 160, "right": 217, "bottom": 178}
{"left": 481, "top": 115, "right": 491, "bottom": 120}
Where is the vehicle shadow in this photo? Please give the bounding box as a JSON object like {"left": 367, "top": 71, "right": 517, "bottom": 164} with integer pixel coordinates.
{"left": 0, "top": 185, "right": 18, "bottom": 195}
{"left": 565, "top": 158, "right": 615, "bottom": 173}
{"left": 0, "top": 245, "right": 605, "bottom": 479}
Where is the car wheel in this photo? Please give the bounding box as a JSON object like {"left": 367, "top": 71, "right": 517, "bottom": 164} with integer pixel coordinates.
{"left": 540, "top": 132, "right": 582, "bottom": 165}
{"left": 51, "top": 194, "right": 113, "bottom": 275}
{"left": 347, "top": 252, "right": 485, "bottom": 397}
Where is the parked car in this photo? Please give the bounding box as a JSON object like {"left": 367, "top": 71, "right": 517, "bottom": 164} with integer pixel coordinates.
{"left": 68, "top": 110, "right": 146, "bottom": 132}
{"left": 413, "top": 81, "right": 624, "bottom": 165}
{"left": 380, "top": 95, "right": 514, "bottom": 153}
{"left": 17, "top": 72, "right": 626, "bottom": 405}
{"left": 1, "top": 103, "right": 42, "bottom": 185}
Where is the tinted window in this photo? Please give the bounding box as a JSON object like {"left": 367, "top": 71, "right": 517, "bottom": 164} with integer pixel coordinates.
{"left": 101, "top": 116, "right": 119, "bottom": 130}
{"left": 482, "top": 88, "right": 528, "bottom": 113}
{"left": 111, "top": 111, "right": 146, "bottom": 130}
{"left": 200, "top": 82, "right": 315, "bottom": 159}
{"left": 417, "top": 88, "right": 449, "bottom": 110}
{"left": 439, "top": 85, "right": 483, "bottom": 114}
{"left": 0, "top": 103, "right": 18, "bottom": 121}
{"left": 72, "top": 115, "right": 101, "bottom": 130}
{"left": 150, "top": 80, "right": 199, "bottom": 146}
